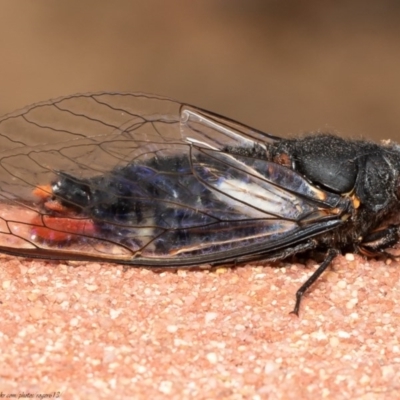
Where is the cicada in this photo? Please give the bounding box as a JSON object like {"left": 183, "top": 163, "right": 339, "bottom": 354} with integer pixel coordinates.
{"left": 0, "top": 92, "right": 399, "bottom": 314}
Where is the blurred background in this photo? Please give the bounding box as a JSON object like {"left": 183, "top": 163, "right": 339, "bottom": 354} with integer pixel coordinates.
{"left": 0, "top": 0, "right": 399, "bottom": 141}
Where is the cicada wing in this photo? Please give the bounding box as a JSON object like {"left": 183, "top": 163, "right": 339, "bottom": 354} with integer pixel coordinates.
{"left": 0, "top": 93, "right": 278, "bottom": 197}
{"left": 129, "top": 145, "right": 348, "bottom": 264}
{"left": 179, "top": 105, "right": 281, "bottom": 150}
{"left": 0, "top": 92, "right": 347, "bottom": 264}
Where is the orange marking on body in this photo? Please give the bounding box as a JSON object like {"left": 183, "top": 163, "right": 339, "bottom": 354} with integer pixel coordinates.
{"left": 31, "top": 214, "right": 96, "bottom": 242}
{"left": 33, "top": 184, "right": 71, "bottom": 213}
{"left": 273, "top": 152, "right": 292, "bottom": 167}
{"left": 33, "top": 185, "right": 53, "bottom": 200}
{"left": 43, "top": 199, "right": 70, "bottom": 213}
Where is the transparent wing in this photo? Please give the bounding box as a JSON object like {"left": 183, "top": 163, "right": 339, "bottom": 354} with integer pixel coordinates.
{"left": 0, "top": 92, "right": 348, "bottom": 265}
